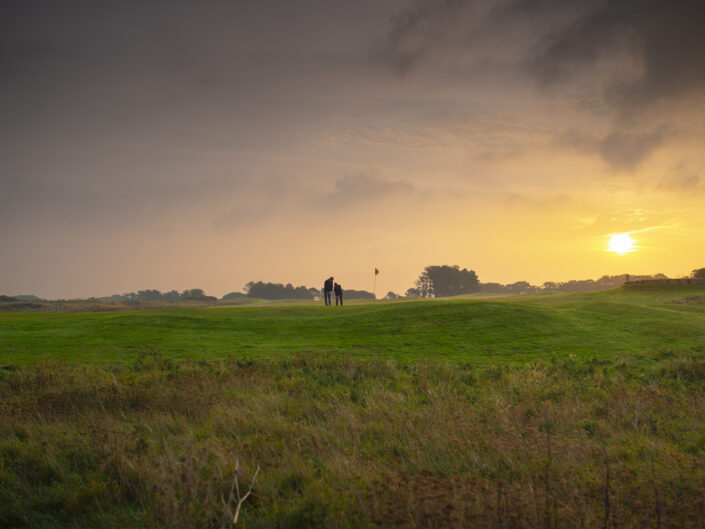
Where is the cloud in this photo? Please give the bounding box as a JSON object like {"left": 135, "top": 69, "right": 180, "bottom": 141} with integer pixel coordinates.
{"left": 505, "top": 192, "right": 571, "bottom": 209}
{"left": 657, "top": 165, "right": 703, "bottom": 194}
{"left": 556, "top": 126, "right": 669, "bottom": 171}
{"left": 379, "top": 0, "right": 705, "bottom": 116}
{"left": 376, "top": 0, "right": 469, "bottom": 75}
{"left": 211, "top": 173, "right": 418, "bottom": 231}
{"left": 375, "top": 0, "right": 699, "bottom": 173}
{"left": 322, "top": 174, "right": 415, "bottom": 206}
{"left": 0, "top": 169, "right": 250, "bottom": 229}
{"left": 211, "top": 204, "right": 273, "bottom": 231}
{"left": 527, "top": 0, "right": 705, "bottom": 112}
{"left": 597, "top": 128, "right": 668, "bottom": 171}
{"left": 567, "top": 207, "right": 677, "bottom": 239}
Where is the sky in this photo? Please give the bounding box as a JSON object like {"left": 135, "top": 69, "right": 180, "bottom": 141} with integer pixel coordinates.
{"left": 2, "top": 0, "right": 705, "bottom": 299}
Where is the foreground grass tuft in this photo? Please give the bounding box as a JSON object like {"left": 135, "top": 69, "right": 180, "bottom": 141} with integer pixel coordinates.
{"left": 2, "top": 353, "right": 705, "bottom": 528}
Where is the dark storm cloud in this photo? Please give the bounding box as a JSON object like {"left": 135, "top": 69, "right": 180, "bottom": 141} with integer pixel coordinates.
{"left": 377, "top": 0, "right": 468, "bottom": 75}
{"left": 526, "top": 0, "right": 705, "bottom": 111}
{"left": 381, "top": 0, "right": 705, "bottom": 109}
{"left": 380, "top": 0, "right": 705, "bottom": 170}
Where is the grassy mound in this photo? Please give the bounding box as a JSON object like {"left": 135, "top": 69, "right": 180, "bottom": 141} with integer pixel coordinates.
{"left": 1, "top": 286, "right": 704, "bottom": 365}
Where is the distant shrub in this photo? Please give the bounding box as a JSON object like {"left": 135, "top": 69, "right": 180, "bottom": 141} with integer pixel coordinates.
{"left": 181, "top": 288, "right": 216, "bottom": 301}
{"left": 672, "top": 295, "right": 705, "bottom": 305}
{"left": 13, "top": 294, "right": 44, "bottom": 301}
{"left": 0, "top": 295, "right": 19, "bottom": 302}
{"left": 221, "top": 292, "right": 245, "bottom": 300}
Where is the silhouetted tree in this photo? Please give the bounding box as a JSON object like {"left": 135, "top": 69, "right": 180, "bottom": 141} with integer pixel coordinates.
{"left": 308, "top": 287, "right": 321, "bottom": 299}
{"left": 415, "top": 272, "right": 433, "bottom": 298}
{"left": 181, "top": 289, "right": 215, "bottom": 300}
{"left": 343, "top": 289, "right": 374, "bottom": 299}
{"left": 405, "top": 287, "right": 421, "bottom": 298}
{"left": 244, "top": 281, "right": 315, "bottom": 300}
{"left": 292, "top": 285, "right": 312, "bottom": 299}
{"left": 415, "top": 265, "right": 480, "bottom": 297}
{"left": 163, "top": 290, "right": 181, "bottom": 302}
{"left": 137, "top": 289, "right": 162, "bottom": 301}
{"left": 480, "top": 283, "right": 506, "bottom": 293}
{"left": 506, "top": 281, "right": 532, "bottom": 295}
{"left": 692, "top": 268, "right": 705, "bottom": 279}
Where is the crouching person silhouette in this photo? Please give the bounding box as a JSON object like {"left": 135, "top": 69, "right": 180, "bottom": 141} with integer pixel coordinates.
{"left": 334, "top": 282, "right": 343, "bottom": 306}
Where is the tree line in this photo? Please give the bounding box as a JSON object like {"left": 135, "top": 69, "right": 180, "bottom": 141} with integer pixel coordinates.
{"left": 241, "top": 282, "right": 375, "bottom": 300}
{"left": 403, "top": 266, "right": 696, "bottom": 298}
{"left": 100, "top": 289, "right": 218, "bottom": 302}
{"left": 10, "top": 268, "right": 703, "bottom": 303}
{"left": 97, "top": 282, "right": 375, "bottom": 302}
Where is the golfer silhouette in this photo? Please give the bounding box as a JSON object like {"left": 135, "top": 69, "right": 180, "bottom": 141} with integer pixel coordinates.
{"left": 323, "top": 276, "right": 334, "bottom": 306}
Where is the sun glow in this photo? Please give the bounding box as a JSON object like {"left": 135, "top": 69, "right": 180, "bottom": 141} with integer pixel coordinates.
{"left": 607, "top": 233, "right": 635, "bottom": 255}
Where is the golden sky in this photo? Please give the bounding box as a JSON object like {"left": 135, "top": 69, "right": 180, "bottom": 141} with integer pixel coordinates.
{"left": 2, "top": 0, "right": 705, "bottom": 298}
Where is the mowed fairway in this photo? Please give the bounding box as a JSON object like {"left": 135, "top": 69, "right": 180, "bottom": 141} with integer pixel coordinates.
{"left": 3, "top": 287, "right": 705, "bottom": 529}
{"left": 2, "top": 286, "right": 705, "bottom": 365}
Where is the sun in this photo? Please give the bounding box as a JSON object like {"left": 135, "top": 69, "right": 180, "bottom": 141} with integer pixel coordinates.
{"left": 607, "top": 233, "right": 635, "bottom": 255}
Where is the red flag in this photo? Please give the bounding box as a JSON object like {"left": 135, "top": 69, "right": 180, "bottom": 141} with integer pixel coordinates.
{"left": 374, "top": 268, "right": 379, "bottom": 275}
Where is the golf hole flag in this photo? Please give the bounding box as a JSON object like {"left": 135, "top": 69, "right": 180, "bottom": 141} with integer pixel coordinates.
{"left": 375, "top": 268, "right": 379, "bottom": 275}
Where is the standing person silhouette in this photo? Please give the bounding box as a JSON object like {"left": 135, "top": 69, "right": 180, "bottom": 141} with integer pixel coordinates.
{"left": 334, "top": 282, "right": 343, "bottom": 306}
{"left": 323, "top": 276, "right": 334, "bottom": 306}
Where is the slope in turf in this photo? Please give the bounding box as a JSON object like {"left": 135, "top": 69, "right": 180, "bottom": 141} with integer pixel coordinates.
{"left": 1, "top": 286, "right": 704, "bottom": 365}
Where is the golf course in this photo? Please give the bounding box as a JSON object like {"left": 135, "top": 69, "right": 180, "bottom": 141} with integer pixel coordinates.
{"left": 2, "top": 286, "right": 705, "bottom": 527}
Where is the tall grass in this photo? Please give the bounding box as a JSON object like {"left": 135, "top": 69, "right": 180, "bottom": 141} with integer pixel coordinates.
{"left": 2, "top": 352, "right": 705, "bottom": 528}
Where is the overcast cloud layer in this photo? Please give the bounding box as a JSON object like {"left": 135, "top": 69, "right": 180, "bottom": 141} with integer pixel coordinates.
{"left": 2, "top": 0, "right": 704, "bottom": 298}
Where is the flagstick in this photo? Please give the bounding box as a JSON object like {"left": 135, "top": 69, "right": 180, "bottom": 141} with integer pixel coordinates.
{"left": 373, "top": 268, "right": 376, "bottom": 303}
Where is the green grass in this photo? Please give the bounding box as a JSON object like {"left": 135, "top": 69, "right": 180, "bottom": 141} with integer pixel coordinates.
{"left": 3, "top": 286, "right": 705, "bottom": 528}
{"left": 2, "top": 286, "right": 705, "bottom": 365}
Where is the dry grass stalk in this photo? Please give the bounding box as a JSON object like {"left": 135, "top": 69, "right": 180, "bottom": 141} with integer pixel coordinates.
{"left": 222, "top": 457, "right": 260, "bottom": 526}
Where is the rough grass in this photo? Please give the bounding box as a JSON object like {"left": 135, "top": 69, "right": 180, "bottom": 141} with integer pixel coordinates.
{"left": 672, "top": 295, "right": 705, "bottom": 305}
{"left": 0, "top": 298, "right": 261, "bottom": 313}
{"left": 3, "top": 287, "right": 705, "bottom": 528}
{"left": 2, "top": 353, "right": 705, "bottom": 528}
